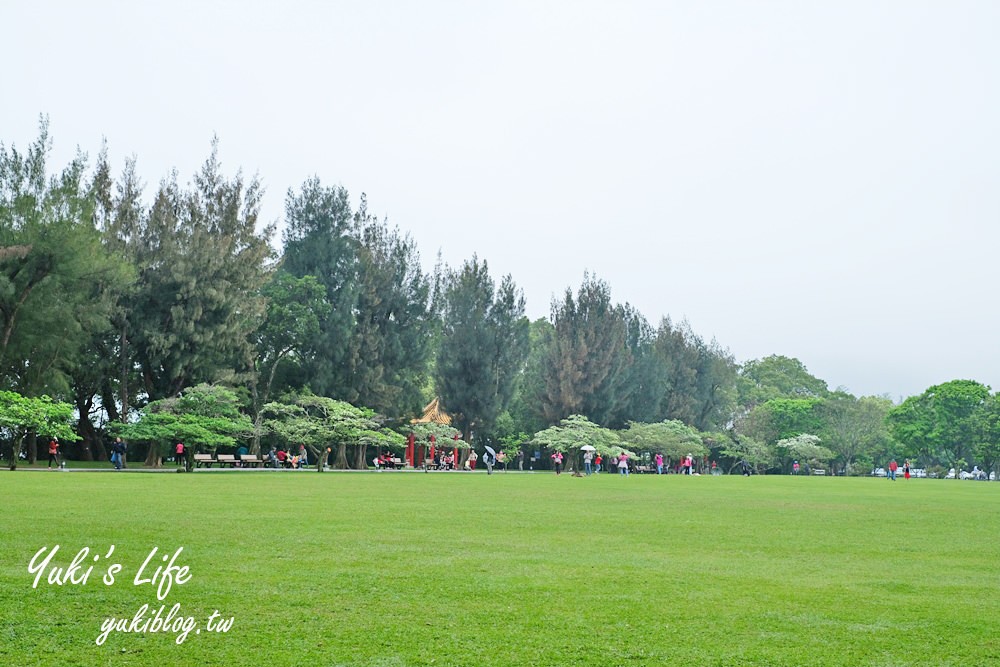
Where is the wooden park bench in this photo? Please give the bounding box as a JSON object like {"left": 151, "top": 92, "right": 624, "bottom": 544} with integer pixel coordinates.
{"left": 216, "top": 454, "right": 237, "bottom": 468}
{"left": 194, "top": 454, "right": 216, "bottom": 468}
{"left": 812, "top": 469, "right": 826, "bottom": 476}
{"left": 635, "top": 465, "right": 652, "bottom": 474}
{"left": 239, "top": 455, "right": 263, "bottom": 468}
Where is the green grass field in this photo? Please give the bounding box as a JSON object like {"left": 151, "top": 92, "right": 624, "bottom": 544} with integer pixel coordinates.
{"left": 2, "top": 470, "right": 999, "bottom": 666}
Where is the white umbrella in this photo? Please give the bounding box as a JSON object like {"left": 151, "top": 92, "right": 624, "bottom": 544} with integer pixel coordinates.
{"left": 580, "top": 445, "right": 596, "bottom": 451}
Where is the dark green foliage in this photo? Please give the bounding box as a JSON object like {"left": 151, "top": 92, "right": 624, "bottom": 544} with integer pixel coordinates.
{"left": 973, "top": 393, "right": 1000, "bottom": 475}
{"left": 739, "top": 397, "right": 825, "bottom": 446}
{"left": 616, "top": 308, "right": 664, "bottom": 425}
{"left": 123, "top": 141, "right": 275, "bottom": 400}
{"left": 343, "top": 200, "right": 434, "bottom": 416}
{"left": 887, "top": 379, "right": 991, "bottom": 468}
{"left": 255, "top": 271, "right": 327, "bottom": 391}
{"left": 281, "top": 178, "right": 358, "bottom": 397}
{"left": 536, "top": 274, "right": 632, "bottom": 426}
{"left": 644, "top": 317, "right": 737, "bottom": 431}
{"left": 738, "top": 354, "right": 829, "bottom": 408}
{"left": 281, "top": 185, "right": 434, "bottom": 417}
{"left": 249, "top": 271, "right": 329, "bottom": 451}
{"left": 816, "top": 393, "right": 893, "bottom": 473}
{"left": 0, "top": 120, "right": 130, "bottom": 397}
{"left": 435, "top": 257, "right": 529, "bottom": 439}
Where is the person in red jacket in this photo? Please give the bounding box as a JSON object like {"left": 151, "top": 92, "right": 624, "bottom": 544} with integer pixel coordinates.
{"left": 888, "top": 459, "right": 898, "bottom": 481}
{"left": 47, "top": 439, "right": 59, "bottom": 468}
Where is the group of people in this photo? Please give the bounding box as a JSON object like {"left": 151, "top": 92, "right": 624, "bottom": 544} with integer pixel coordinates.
{"left": 477, "top": 448, "right": 523, "bottom": 474}
{"left": 425, "top": 448, "right": 525, "bottom": 473}
{"left": 267, "top": 445, "right": 309, "bottom": 468}
{"left": 887, "top": 459, "right": 911, "bottom": 480}
{"left": 44, "top": 436, "right": 126, "bottom": 471}
{"left": 110, "top": 437, "right": 127, "bottom": 469}
{"left": 427, "top": 451, "right": 458, "bottom": 470}
{"left": 374, "top": 452, "right": 402, "bottom": 469}
{"left": 574, "top": 450, "right": 702, "bottom": 476}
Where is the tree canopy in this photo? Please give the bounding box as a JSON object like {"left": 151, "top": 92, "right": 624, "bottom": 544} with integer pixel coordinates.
{"left": 8, "top": 124, "right": 1000, "bottom": 477}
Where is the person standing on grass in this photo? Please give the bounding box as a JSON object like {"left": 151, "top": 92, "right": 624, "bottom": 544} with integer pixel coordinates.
{"left": 517, "top": 449, "right": 524, "bottom": 471}
{"left": 583, "top": 449, "right": 593, "bottom": 475}
{"left": 47, "top": 439, "right": 59, "bottom": 468}
{"left": 903, "top": 459, "right": 910, "bottom": 480}
{"left": 888, "top": 459, "right": 898, "bottom": 481}
{"left": 175, "top": 442, "right": 185, "bottom": 465}
{"left": 112, "top": 437, "right": 127, "bottom": 469}
{"left": 551, "top": 450, "right": 563, "bottom": 475}
{"left": 655, "top": 453, "right": 664, "bottom": 475}
{"left": 469, "top": 449, "right": 478, "bottom": 470}
{"left": 617, "top": 453, "right": 629, "bottom": 476}
{"left": 111, "top": 437, "right": 126, "bottom": 470}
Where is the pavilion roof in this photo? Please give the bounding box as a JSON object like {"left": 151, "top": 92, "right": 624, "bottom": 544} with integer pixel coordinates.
{"left": 410, "top": 397, "right": 452, "bottom": 425}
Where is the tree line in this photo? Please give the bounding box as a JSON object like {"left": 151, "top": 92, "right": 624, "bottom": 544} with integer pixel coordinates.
{"left": 2, "top": 123, "right": 998, "bottom": 477}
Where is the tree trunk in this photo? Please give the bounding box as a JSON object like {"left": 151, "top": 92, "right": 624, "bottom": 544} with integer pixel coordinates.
{"left": 74, "top": 398, "right": 98, "bottom": 461}
{"left": 7, "top": 435, "right": 21, "bottom": 470}
{"left": 119, "top": 321, "right": 129, "bottom": 422}
{"left": 93, "top": 438, "right": 108, "bottom": 464}
{"left": 27, "top": 432, "right": 37, "bottom": 464}
{"left": 100, "top": 384, "right": 121, "bottom": 423}
{"left": 334, "top": 442, "right": 348, "bottom": 469}
{"left": 250, "top": 412, "right": 263, "bottom": 456}
{"left": 307, "top": 445, "right": 328, "bottom": 472}
{"left": 145, "top": 444, "right": 159, "bottom": 468}
{"left": 354, "top": 443, "right": 368, "bottom": 470}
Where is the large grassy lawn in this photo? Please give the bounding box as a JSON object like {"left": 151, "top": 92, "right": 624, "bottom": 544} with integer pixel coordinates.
{"left": 2, "top": 470, "right": 999, "bottom": 666}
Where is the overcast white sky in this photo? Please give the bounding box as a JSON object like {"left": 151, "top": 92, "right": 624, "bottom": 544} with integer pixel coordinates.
{"left": 3, "top": 1, "right": 998, "bottom": 400}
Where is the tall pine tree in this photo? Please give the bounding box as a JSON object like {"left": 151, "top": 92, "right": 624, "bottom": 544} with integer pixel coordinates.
{"left": 344, "top": 199, "right": 434, "bottom": 416}
{"left": 537, "top": 274, "right": 632, "bottom": 426}
{"left": 281, "top": 178, "right": 358, "bottom": 398}
{"left": 124, "top": 141, "right": 275, "bottom": 403}
{"left": 435, "top": 257, "right": 529, "bottom": 439}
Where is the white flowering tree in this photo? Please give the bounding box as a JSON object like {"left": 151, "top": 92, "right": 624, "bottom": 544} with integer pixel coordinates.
{"left": 776, "top": 433, "right": 834, "bottom": 474}
{"left": 529, "top": 415, "right": 621, "bottom": 472}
